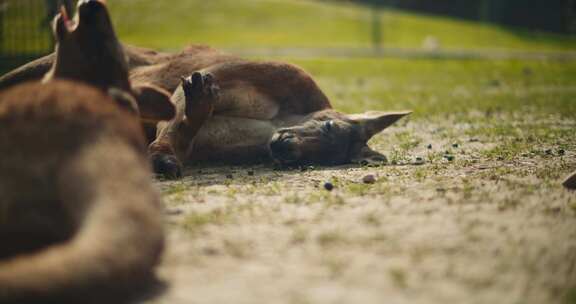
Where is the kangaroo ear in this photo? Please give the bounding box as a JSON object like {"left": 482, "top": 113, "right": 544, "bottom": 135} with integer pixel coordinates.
{"left": 132, "top": 85, "right": 175, "bottom": 123}
{"left": 349, "top": 145, "right": 388, "bottom": 165}
{"left": 53, "top": 14, "right": 67, "bottom": 40}
{"left": 53, "top": 6, "right": 70, "bottom": 40}
{"left": 107, "top": 87, "right": 139, "bottom": 114}
{"left": 348, "top": 111, "right": 411, "bottom": 140}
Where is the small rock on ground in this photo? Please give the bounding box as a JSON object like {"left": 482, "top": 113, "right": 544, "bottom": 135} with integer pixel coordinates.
{"left": 362, "top": 174, "right": 377, "bottom": 184}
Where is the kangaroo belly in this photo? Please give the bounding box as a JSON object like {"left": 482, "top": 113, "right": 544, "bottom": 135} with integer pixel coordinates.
{"left": 187, "top": 116, "right": 276, "bottom": 163}
{"left": 212, "top": 82, "right": 279, "bottom": 120}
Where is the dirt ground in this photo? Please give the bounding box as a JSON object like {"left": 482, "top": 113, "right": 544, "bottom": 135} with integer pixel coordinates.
{"left": 146, "top": 113, "right": 576, "bottom": 304}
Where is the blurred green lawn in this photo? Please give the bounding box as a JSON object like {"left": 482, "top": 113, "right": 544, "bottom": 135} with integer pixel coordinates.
{"left": 107, "top": 0, "right": 576, "bottom": 51}
{"left": 2, "top": 0, "right": 575, "bottom": 119}
{"left": 292, "top": 58, "right": 576, "bottom": 118}
{"left": 103, "top": 0, "right": 576, "bottom": 119}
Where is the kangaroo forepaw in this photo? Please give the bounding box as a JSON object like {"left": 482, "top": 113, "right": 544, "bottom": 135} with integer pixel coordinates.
{"left": 181, "top": 72, "right": 219, "bottom": 119}
{"left": 151, "top": 153, "right": 183, "bottom": 179}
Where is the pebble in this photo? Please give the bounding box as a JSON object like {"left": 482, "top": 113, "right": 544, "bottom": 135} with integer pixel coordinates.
{"left": 362, "top": 174, "right": 377, "bottom": 184}
{"left": 164, "top": 208, "right": 183, "bottom": 216}
{"left": 324, "top": 182, "right": 334, "bottom": 191}
{"left": 414, "top": 156, "right": 425, "bottom": 165}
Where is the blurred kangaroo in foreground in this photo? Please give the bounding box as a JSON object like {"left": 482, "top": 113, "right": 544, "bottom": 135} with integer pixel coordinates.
{"left": 0, "top": 0, "right": 173, "bottom": 302}
{"left": 0, "top": 18, "right": 410, "bottom": 180}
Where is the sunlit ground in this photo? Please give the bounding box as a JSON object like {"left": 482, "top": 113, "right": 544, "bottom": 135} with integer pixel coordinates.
{"left": 152, "top": 57, "right": 576, "bottom": 304}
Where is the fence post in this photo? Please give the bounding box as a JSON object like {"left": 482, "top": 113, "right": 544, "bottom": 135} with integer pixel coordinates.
{"left": 0, "top": 0, "right": 55, "bottom": 74}
{"left": 370, "top": 4, "right": 382, "bottom": 54}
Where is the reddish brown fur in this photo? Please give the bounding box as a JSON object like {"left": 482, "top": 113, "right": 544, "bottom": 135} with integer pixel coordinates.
{"left": 0, "top": 44, "right": 330, "bottom": 114}
{"left": 0, "top": 43, "right": 408, "bottom": 177}
{"left": 0, "top": 81, "right": 144, "bottom": 147}
{"left": 0, "top": 80, "right": 164, "bottom": 303}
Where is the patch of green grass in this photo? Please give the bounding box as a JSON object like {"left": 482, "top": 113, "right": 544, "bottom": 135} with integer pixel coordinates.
{"left": 346, "top": 182, "right": 373, "bottom": 196}
{"left": 481, "top": 141, "right": 524, "bottom": 161}
{"left": 308, "top": 191, "right": 346, "bottom": 206}
{"left": 471, "top": 118, "right": 575, "bottom": 161}
{"left": 317, "top": 231, "right": 345, "bottom": 247}
{"left": 388, "top": 267, "right": 408, "bottom": 289}
{"left": 564, "top": 287, "right": 576, "bottom": 304}
{"left": 412, "top": 167, "right": 429, "bottom": 182}
{"left": 106, "top": 0, "right": 576, "bottom": 51}
{"left": 322, "top": 256, "right": 349, "bottom": 278}
{"left": 361, "top": 212, "right": 382, "bottom": 227}
{"left": 182, "top": 208, "right": 232, "bottom": 232}
{"left": 395, "top": 131, "right": 422, "bottom": 151}
{"left": 163, "top": 182, "right": 190, "bottom": 195}
{"left": 290, "top": 58, "right": 576, "bottom": 117}
{"left": 535, "top": 161, "right": 575, "bottom": 181}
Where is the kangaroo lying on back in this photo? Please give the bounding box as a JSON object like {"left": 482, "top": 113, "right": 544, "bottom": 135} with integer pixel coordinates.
{"left": 0, "top": 20, "right": 410, "bottom": 180}
{"left": 0, "top": 0, "right": 173, "bottom": 302}
{"left": 148, "top": 66, "right": 409, "bottom": 178}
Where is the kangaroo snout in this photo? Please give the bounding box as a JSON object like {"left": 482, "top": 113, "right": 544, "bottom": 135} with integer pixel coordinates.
{"left": 269, "top": 131, "right": 301, "bottom": 164}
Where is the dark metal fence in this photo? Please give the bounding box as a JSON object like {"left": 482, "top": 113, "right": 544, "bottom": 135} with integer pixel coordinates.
{"left": 352, "top": 0, "right": 576, "bottom": 34}
{"left": 0, "top": 0, "right": 72, "bottom": 73}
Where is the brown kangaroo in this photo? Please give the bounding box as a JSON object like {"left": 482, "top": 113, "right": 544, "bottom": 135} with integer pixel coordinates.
{"left": 0, "top": 1, "right": 173, "bottom": 302}
{"left": 148, "top": 65, "right": 410, "bottom": 178}
{"left": 0, "top": 21, "right": 409, "bottom": 180}
{"left": 1, "top": 48, "right": 410, "bottom": 178}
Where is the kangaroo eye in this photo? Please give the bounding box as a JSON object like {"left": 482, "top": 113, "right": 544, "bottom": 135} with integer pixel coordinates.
{"left": 323, "top": 120, "right": 334, "bottom": 131}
